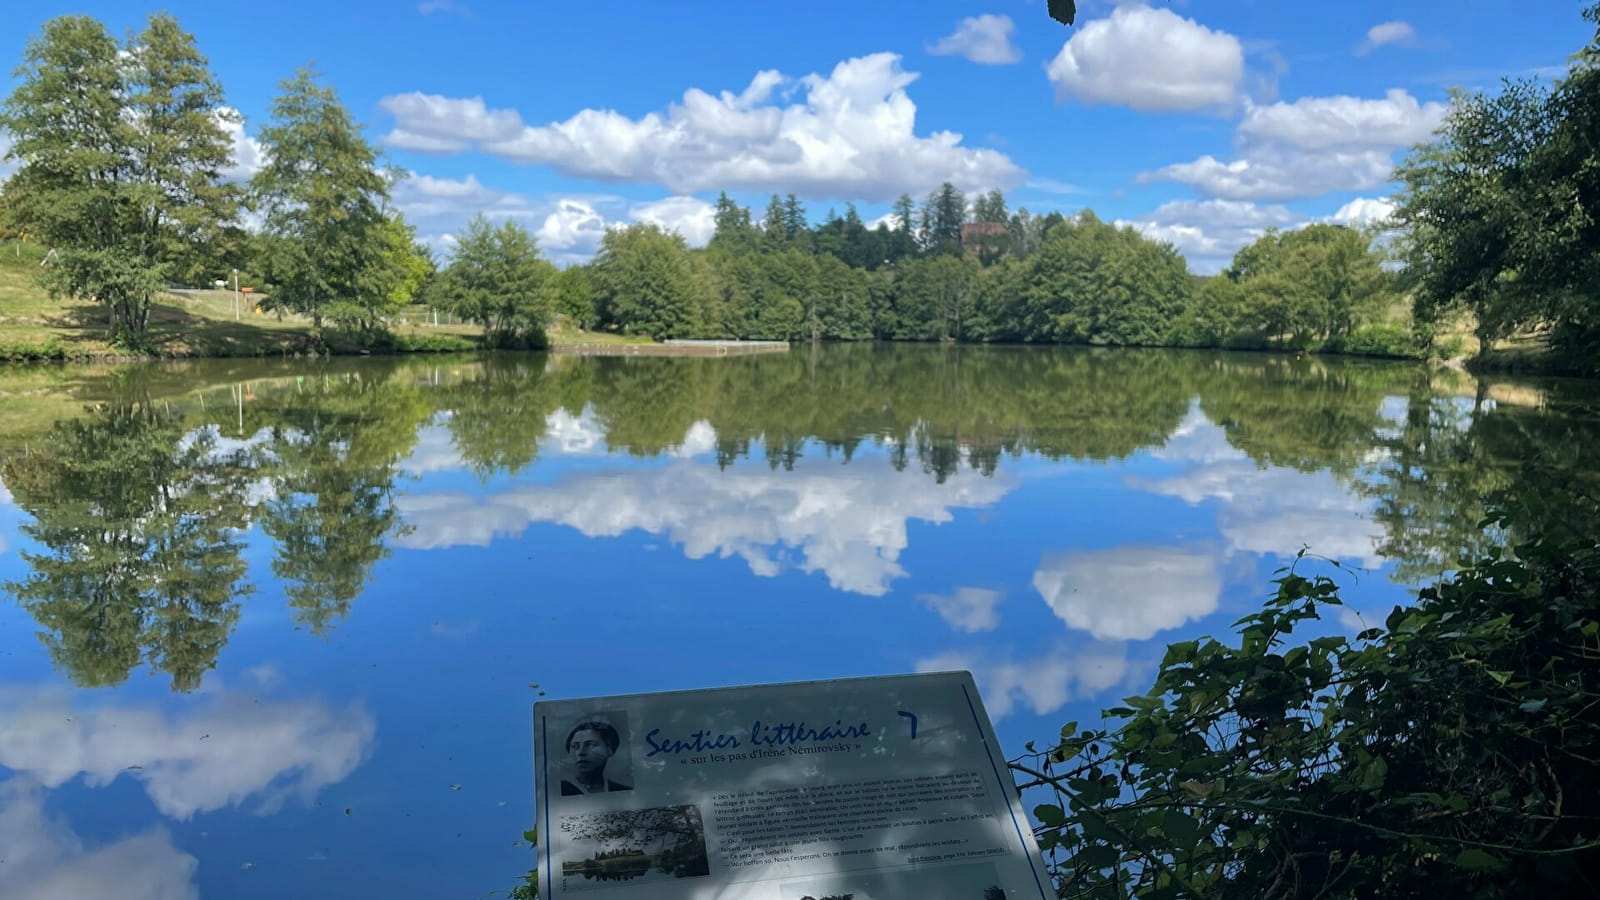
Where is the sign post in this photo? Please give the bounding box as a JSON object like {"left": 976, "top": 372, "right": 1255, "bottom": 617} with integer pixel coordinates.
{"left": 534, "top": 671, "right": 1051, "bottom": 899}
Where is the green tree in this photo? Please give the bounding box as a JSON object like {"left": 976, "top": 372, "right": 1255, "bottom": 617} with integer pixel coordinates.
{"left": 435, "top": 214, "right": 555, "bottom": 347}
{"left": 760, "top": 194, "right": 787, "bottom": 251}
{"left": 1224, "top": 225, "right": 1394, "bottom": 346}
{"left": 553, "top": 265, "right": 597, "bottom": 330}
{"left": 1506, "top": 4, "right": 1600, "bottom": 365}
{"left": 781, "top": 194, "right": 812, "bottom": 254}
{"left": 591, "top": 223, "right": 698, "bottom": 338}
{"left": 125, "top": 13, "right": 247, "bottom": 294}
{"left": 1393, "top": 80, "right": 1554, "bottom": 356}
{"left": 709, "top": 192, "right": 756, "bottom": 253}
{"left": 0, "top": 13, "right": 241, "bottom": 343}
{"left": 1021, "top": 214, "right": 1192, "bottom": 345}
{"left": 920, "top": 181, "right": 967, "bottom": 255}
{"left": 973, "top": 189, "right": 1008, "bottom": 224}
{"left": 1007, "top": 208, "right": 1046, "bottom": 261}
{"left": 373, "top": 210, "right": 433, "bottom": 312}
{"left": 252, "top": 66, "right": 392, "bottom": 334}
{"left": 969, "top": 189, "right": 1011, "bottom": 263}
{"left": 888, "top": 193, "right": 920, "bottom": 263}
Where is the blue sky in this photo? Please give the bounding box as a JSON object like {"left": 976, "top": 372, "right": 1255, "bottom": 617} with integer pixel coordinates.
{"left": 1, "top": 0, "right": 1591, "bottom": 270}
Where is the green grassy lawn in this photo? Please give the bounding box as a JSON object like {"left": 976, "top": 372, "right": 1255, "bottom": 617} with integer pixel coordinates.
{"left": 0, "top": 242, "right": 651, "bottom": 360}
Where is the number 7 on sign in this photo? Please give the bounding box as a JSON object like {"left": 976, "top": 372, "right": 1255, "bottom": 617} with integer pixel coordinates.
{"left": 897, "top": 710, "right": 918, "bottom": 739}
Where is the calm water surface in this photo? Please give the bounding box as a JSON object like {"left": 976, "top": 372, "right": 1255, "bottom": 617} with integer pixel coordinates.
{"left": 1, "top": 345, "right": 1597, "bottom": 898}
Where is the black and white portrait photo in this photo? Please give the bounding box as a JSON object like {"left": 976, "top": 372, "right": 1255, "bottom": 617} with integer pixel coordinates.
{"left": 558, "top": 713, "right": 634, "bottom": 797}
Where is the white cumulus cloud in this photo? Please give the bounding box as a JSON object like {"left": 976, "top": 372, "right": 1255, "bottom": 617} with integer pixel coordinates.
{"left": 0, "top": 686, "right": 375, "bottom": 821}
{"left": 917, "top": 643, "right": 1131, "bottom": 720}
{"left": 392, "top": 172, "right": 539, "bottom": 222}
{"left": 629, "top": 196, "right": 717, "bottom": 248}
{"left": 918, "top": 587, "right": 1003, "bottom": 633}
{"left": 380, "top": 94, "right": 520, "bottom": 152}
{"left": 378, "top": 53, "right": 1024, "bottom": 201}
{"left": 1358, "top": 21, "right": 1417, "bottom": 55}
{"left": 1328, "top": 196, "right": 1397, "bottom": 228}
{"left": 929, "top": 14, "right": 1022, "bottom": 65}
{"left": 1118, "top": 198, "right": 1301, "bottom": 274}
{"left": 1238, "top": 89, "right": 1447, "bottom": 152}
{"left": 1139, "top": 147, "right": 1397, "bottom": 202}
{"left": 393, "top": 456, "right": 1013, "bottom": 596}
{"left": 215, "top": 108, "right": 263, "bottom": 181}
{"left": 1141, "top": 88, "right": 1447, "bottom": 201}
{"left": 0, "top": 779, "right": 197, "bottom": 900}
{"left": 1033, "top": 546, "right": 1225, "bottom": 641}
{"left": 1047, "top": 5, "right": 1244, "bottom": 112}
{"left": 394, "top": 171, "right": 718, "bottom": 265}
{"left": 0, "top": 130, "right": 15, "bottom": 179}
{"left": 535, "top": 198, "right": 611, "bottom": 265}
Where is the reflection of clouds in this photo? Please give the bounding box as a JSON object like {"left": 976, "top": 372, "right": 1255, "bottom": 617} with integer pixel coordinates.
{"left": 0, "top": 687, "right": 375, "bottom": 821}
{"left": 402, "top": 410, "right": 717, "bottom": 467}
{"left": 0, "top": 778, "right": 197, "bottom": 900}
{"left": 918, "top": 588, "right": 1002, "bottom": 632}
{"left": 543, "top": 408, "right": 605, "bottom": 455}
{"left": 1134, "top": 407, "right": 1385, "bottom": 567}
{"left": 402, "top": 420, "right": 466, "bottom": 474}
{"left": 395, "top": 459, "right": 1013, "bottom": 595}
{"left": 918, "top": 644, "right": 1130, "bottom": 720}
{"left": 1151, "top": 405, "right": 1247, "bottom": 465}
{"left": 674, "top": 420, "right": 717, "bottom": 457}
{"left": 1034, "top": 547, "right": 1223, "bottom": 641}
{"left": 544, "top": 409, "right": 716, "bottom": 458}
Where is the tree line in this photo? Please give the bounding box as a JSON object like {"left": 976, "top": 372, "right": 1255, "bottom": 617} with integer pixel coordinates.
{"left": 4, "top": 6, "right": 1597, "bottom": 369}
{"left": 561, "top": 191, "right": 1403, "bottom": 355}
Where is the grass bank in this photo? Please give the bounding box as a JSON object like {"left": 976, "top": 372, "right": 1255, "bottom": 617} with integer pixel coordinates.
{"left": 0, "top": 243, "right": 660, "bottom": 362}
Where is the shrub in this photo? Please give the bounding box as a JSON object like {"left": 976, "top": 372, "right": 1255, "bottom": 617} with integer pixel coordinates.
{"left": 1325, "top": 322, "right": 1423, "bottom": 358}
{"left": 1018, "top": 525, "right": 1600, "bottom": 899}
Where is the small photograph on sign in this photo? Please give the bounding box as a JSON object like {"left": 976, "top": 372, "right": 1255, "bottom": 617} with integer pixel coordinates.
{"left": 557, "top": 712, "right": 634, "bottom": 797}
{"left": 782, "top": 860, "right": 1010, "bottom": 899}
{"left": 558, "top": 804, "right": 711, "bottom": 891}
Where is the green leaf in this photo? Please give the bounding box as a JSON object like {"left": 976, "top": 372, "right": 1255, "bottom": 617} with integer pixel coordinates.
{"left": 1123, "top": 694, "right": 1164, "bottom": 711}
{"left": 1453, "top": 849, "right": 1505, "bottom": 871}
{"left": 1160, "top": 809, "right": 1204, "bottom": 845}
{"left": 1519, "top": 699, "right": 1548, "bottom": 713}
{"left": 1075, "top": 843, "right": 1119, "bottom": 869}
{"left": 1034, "top": 804, "right": 1067, "bottom": 827}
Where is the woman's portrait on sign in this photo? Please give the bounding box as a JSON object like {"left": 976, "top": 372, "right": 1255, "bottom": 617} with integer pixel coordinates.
{"left": 559, "top": 713, "right": 634, "bottom": 797}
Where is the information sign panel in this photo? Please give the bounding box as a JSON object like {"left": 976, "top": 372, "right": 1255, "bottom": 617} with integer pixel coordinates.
{"left": 534, "top": 671, "right": 1051, "bottom": 899}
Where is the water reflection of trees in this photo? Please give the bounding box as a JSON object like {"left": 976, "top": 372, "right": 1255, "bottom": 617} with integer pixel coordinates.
{"left": 3, "top": 395, "right": 253, "bottom": 691}
{"left": 1, "top": 367, "right": 427, "bottom": 688}
{"left": 2, "top": 348, "right": 1596, "bottom": 692}
{"left": 253, "top": 371, "right": 428, "bottom": 633}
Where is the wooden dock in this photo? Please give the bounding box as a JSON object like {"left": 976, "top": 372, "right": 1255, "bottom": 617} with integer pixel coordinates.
{"left": 552, "top": 340, "right": 790, "bottom": 357}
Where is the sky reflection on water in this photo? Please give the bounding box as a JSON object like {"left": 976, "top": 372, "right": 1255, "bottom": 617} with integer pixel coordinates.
{"left": 0, "top": 347, "right": 1593, "bottom": 898}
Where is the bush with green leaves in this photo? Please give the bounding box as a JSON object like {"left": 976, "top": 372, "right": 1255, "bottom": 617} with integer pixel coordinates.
{"left": 1015, "top": 522, "right": 1599, "bottom": 899}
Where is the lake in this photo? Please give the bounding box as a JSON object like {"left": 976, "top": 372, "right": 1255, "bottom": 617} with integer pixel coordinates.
{"left": 1, "top": 344, "right": 1597, "bottom": 898}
